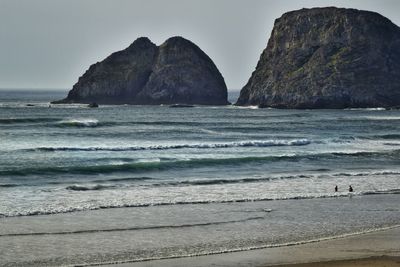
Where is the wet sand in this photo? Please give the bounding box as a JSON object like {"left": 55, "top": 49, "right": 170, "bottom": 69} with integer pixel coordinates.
{"left": 1, "top": 195, "right": 399, "bottom": 266}
{"left": 108, "top": 226, "right": 400, "bottom": 267}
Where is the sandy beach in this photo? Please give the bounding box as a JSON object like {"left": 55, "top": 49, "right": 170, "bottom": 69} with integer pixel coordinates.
{"left": 110, "top": 226, "right": 400, "bottom": 267}
{"left": 1, "top": 194, "right": 399, "bottom": 266}
{"left": 274, "top": 256, "right": 400, "bottom": 266}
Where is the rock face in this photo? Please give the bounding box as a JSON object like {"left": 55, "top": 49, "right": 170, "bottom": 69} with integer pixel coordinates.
{"left": 53, "top": 37, "right": 228, "bottom": 105}
{"left": 237, "top": 7, "right": 400, "bottom": 108}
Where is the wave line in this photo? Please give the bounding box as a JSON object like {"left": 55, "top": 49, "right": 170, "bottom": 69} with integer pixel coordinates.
{"left": 0, "top": 216, "right": 264, "bottom": 237}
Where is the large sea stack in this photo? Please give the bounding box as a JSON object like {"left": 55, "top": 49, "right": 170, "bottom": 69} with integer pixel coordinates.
{"left": 53, "top": 37, "right": 228, "bottom": 105}
{"left": 237, "top": 7, "right": 400, "bottom": 109}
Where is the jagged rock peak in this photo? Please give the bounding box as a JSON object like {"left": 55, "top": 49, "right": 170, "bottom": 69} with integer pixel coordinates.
{"left": 126, "top": 37, "right": 156, "bottom": 50}
{"left": 237, "top": 7, "right": 400, "bottom": 109}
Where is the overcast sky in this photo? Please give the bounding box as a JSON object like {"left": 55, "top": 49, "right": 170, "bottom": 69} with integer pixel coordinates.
{"left": 1, "top": 0, "right": 399, "bottom": 91}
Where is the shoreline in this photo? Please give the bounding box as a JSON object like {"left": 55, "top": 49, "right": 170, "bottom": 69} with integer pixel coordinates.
{"left": 1, "top": 194, "right": 399, "bottom": 266}
{"left": 105, "top": 226, "right": 400, "bottom": 267}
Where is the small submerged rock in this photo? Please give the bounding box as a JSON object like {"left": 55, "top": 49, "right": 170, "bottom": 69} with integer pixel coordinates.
{"left": 169, "top": 104, "right": 195, "bottom": 108}
{"left": 88, "top": 102, "right": 99, "bottom": 108}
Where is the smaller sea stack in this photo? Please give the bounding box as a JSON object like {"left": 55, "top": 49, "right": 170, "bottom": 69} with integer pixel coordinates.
{"left": 53, "top": 37, "right": 228, "bottom": 105}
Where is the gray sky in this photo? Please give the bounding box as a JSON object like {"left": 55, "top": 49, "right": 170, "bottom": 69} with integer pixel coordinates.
{"left": 1, "top": 0, "right": 400, "bottom": 90}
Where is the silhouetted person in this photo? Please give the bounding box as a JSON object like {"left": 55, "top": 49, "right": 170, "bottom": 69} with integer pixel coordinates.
{"left": 335, "top": 185, "right": 338, "bottom": 192}
{"left": 349, "top": 185, "right": 353, "bottom": 192}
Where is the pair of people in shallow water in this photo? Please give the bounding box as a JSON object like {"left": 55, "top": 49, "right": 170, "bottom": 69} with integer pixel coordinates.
{"left": 335, "top": 185, "right": 353, "bottom": 192}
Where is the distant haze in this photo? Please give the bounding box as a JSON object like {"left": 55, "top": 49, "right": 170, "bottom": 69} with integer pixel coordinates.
{"left": 1, "top": 0, "right": 399, "bottom": 91}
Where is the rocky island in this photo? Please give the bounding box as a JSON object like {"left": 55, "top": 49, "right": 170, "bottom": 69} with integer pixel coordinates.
{"left": 52, "top": 37, "right": 228, "bottom": 105}
{"left": 237, "top": 7, "right": 400, "bottom": 109}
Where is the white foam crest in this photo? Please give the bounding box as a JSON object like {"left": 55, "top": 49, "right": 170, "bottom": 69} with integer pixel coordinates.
{"left": 58, "top": 118, "right": 99, "bottom": 127}
{"left": 363, "top": 116, "right": 400, "bottom": 121}
{"left": 231, "top": 139, "right": 311, "bottom": 147}
{"left": 32, "top": 139, "right": 312, "bottom": 152}
{"left": 228, "top": 105, "right": 260, "bottom": 109}
{"left": 199, "top": 128, "right": 223, "bottom": 135}
{"left": 346, "top": 107, "right": 386, "bottom": 111}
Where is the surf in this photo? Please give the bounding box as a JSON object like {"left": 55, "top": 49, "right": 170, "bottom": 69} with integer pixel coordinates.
{"left": 25, "top": 139, "right": 312, "bottom": 152}
{"left": 3, "top": 149, "right": 400, "bottom": 177}
{"left": 56, "top": 118, "right": 99, "bottom": 127}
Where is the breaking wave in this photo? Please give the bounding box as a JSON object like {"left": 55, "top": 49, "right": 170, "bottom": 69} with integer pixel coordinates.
{"left": 66, "top": 184, "right": 116, "bottom": 191}
{"left": 27, "top": 139, "right": 312, "bottom": 152}
{"left": 56, "top": 118, "right": 99, "bottom": 127}
{"left": 0, "top": 156, "right": 294, "bottom": 176}
{"left": 333, "top": 170, "right": 400, "bottom": 177}
{"left": 63, "top": 175, "right": 312, "bottom": 191}
{"left": 3, "top": 149, "right": 400, "bottom": 177}
{"left": 150, "top": 175, "right": 311, "bottom": 187}
{"left": 3, "top": 188, "right": 400, "bottom": 218}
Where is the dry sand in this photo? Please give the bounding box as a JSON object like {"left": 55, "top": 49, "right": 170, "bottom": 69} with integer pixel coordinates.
{"left": 111, "top": 258, "right": 400, "bottom": 267}
{"left": 274, "top": 256, "right": 400, "bottom": 266}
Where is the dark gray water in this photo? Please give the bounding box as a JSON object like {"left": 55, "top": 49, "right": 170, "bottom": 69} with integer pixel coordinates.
{"left": 0, "top": 89, "right": 399, "bottom": 265}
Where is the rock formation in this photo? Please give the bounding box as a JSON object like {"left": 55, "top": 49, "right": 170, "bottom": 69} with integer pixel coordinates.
{"left": 237, "top": 7, "right": 400, "bottom": 108}
{"left": 53, "top": 37, "right": 228, "bottom": 105}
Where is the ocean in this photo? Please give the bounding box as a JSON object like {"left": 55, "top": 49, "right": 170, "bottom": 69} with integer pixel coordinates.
{"left": 0, "top": 89, "right": 399, "bottom": 266}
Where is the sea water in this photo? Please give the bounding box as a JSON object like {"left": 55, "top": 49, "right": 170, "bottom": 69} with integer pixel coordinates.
{"left": 0, "top": 90, "right": 399, "bottom": 265}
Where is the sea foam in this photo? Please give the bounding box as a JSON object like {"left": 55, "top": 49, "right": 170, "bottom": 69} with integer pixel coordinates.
{"left": 57, "top": 118, "right": 99, "bottom": 127}
{"left": 29, "top": 139, "right": 311, "bottom": 152}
